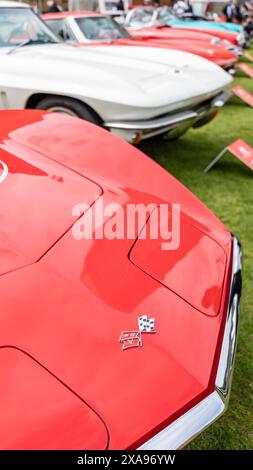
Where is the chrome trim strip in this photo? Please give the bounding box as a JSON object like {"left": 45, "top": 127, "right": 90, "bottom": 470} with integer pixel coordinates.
{"left": 211, "top": 89, "right": 233, "bottom": 108}
{"left": 105, "top": 91, "right": 230, "bottom": 132}
{"left": 216, "top": 236, "right": 242, "bottom": 398}
{"left": 68, "top": 16, "right": 88, "bottom": 43}
{"left": 139, "top": 392, "right": 225, "bottom": 451}
{"left": 138, "top": 235, "right": 242, "bottom": 450}
{"left": 105, "top": 111, "right": 198, "bottom": 131}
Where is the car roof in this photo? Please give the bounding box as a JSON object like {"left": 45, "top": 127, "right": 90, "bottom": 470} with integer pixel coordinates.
{"left": 42, "top": 11, "right": 102, "bottom": 20}
{"left": 0, "top": 1, "right": 30, "bottom": 7}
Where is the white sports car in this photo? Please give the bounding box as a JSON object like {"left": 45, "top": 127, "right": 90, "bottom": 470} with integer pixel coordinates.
{"left": 0, "top": 1, "right": 233, "bottom": 142}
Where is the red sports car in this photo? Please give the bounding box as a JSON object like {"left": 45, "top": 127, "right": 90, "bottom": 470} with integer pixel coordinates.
{"left": 0, "top": 110, "right": 242, "bottom": 449}
{"left": 42, "top": 11, "right": 238, "bottom": 72}
{"left": 129, "top": 25, "right": 242, "bottom": 51}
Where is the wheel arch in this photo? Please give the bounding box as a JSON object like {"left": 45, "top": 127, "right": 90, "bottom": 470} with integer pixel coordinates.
{"left": 25, "top": 93, "right": 104, "bottom": 125}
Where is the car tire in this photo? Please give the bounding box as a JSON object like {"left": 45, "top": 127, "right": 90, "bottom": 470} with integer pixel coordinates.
{"left": 35, "top": 96, "right": 102, "bottom": 126}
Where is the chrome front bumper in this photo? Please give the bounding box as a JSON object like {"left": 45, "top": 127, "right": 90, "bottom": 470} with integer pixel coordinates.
{"left": 138, "top": 235, "right": 242, "bottom": 450}
{"left": 105, "top": 90, "right": 231, "bottom": 143}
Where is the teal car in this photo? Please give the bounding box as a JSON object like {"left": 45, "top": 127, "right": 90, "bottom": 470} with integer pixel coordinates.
{"left": 170, "top": 19, "right": 242, "bottom": 34}
{"left": 125, "top": 6, "right": 243, "bottom": 34}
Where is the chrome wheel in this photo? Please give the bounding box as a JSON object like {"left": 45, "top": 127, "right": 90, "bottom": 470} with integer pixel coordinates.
{"left": 47, "top": 106, "right": 78, "bottom": 117}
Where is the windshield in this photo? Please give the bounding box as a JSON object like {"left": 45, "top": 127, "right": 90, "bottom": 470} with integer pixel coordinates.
{"left": 156, "top": 7, "right": 178, "bottom": 26}
{"left": 126, "top": 8, "right": 154, "bottom": 28}
{"left": 75, "top": 16, "right": 130, "bottom": 41}
{"left": 45, "top": 19, "right": 76, "bottom": 41}
{"left": 0, "top": 7, "right": 59, "bottom": 47}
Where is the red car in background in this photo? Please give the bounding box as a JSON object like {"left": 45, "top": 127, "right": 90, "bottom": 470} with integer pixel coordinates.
{"left": 42, "top": 11, "right": 238, "bottom": 72}
{"left": 125, "top": 5, "right": 247, "bottom": 48}
{"left": 129, "top": 25, "right": 242, "bottom": 51}
{"left": 0, "top": 110, "right": 242, "bottom": 449}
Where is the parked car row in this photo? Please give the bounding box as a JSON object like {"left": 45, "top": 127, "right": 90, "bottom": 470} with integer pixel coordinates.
{"left": 42, "top": 11, "right": 240, "bottom": 72}
{"left": 125, "top": 5, "right": 250, "bottom": 48}
{"left": 0, "top": 0, "right": 246, "bottom": 451}
{"left": 0, "top": 1, "right": 240, "bottom": 144}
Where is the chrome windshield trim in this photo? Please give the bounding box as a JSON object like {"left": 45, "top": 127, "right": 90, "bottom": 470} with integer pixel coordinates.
{"left": 138, "top": 235, "right": 242, "bottom": 450}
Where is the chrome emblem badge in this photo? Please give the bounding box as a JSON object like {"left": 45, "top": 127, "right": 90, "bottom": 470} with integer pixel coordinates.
{"left": 119, "top": 315, "right": 156, "bottom": 351}
{"left": 0, "top": 160, "right": 8, "bottom": 184}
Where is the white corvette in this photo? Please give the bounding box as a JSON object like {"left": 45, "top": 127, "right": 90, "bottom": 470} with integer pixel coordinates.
{"left": 0, "top": 1, "right": 233, "bottom": 142}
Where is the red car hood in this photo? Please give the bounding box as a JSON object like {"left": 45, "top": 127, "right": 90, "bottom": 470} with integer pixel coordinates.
{"left": 175, "top": 27, "right": 238, "bottom": 45}
{"left": 0, "top": 111, "right": 233, "bottom": 449}
{"left": 129, "top": 26, "right": 219, "bottom": 42}
{"left": 116, "top": 37, "right": 237, "bottom": 65}
{"left": 0, "top": 145, "right": 101, "bottom": 276}
{"left": 73, "top": 38, "right": 237, "bottom": 67}
{"left": 130, "top": 26, "right": 238, "bottom": 45}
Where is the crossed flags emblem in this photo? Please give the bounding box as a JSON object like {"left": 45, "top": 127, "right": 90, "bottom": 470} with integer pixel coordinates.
{"left": 119, "top": 315, "right": 156, "bottom": 351}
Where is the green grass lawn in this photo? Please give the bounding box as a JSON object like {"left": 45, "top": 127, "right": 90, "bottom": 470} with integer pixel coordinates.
{"left": 139, "top": 47, "right": 253, "bottom": 450}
